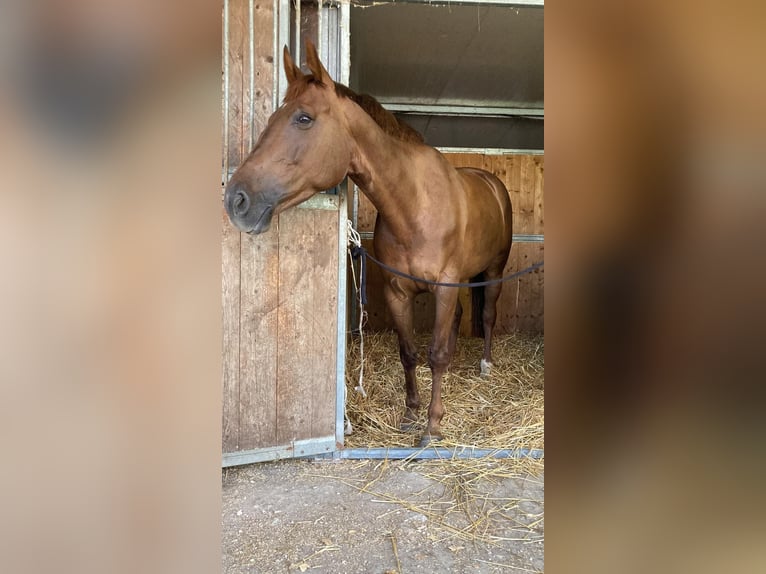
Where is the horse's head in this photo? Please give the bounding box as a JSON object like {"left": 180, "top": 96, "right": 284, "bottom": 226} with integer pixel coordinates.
{"left": 224, "top": 41, "right": 353, "bottom": 234}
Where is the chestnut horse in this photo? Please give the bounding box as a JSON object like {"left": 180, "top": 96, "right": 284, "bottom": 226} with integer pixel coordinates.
{"left": 224, "top": 42, "right": 512, "bottom": 446}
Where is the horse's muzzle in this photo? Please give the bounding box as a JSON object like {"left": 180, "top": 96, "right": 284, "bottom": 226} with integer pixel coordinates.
{"left": 225, "top": 180, "right": 278, "bottom": 234}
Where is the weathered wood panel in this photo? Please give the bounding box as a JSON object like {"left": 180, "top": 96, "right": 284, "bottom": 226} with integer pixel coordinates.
{"left": 222, "top": 0, "right": 253, "bottom": 453}
{"left": 276, "top": 209, "right": 339, "bottom": 443}
{"left": 223, "top": 0, "right": 282, "bottom": 453}
{"left": 221, "top": 210, "right": 240, "bottom": 451}
{"left": 491, "top": 242, "right": 545, "bottom": 333}
{"left": 237, "top": 0, "right": 280, "bottom": 452}
{"left": 223, "top": 1, "right": 341, "bottom": 457}
{"left": 355, "top": 152, "right": 544, "bottom": 334}
{"left": 239, "top": 227, "right": 280, "bottom": 451}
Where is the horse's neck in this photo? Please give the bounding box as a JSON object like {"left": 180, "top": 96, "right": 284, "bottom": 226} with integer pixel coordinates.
{"left": 344, "top": 101, "right": 420, "bottom": 237}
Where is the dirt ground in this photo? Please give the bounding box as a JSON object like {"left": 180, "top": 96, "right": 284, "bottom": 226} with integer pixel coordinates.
{"left": 222, "top": 457, "right": 543, "bottom": 573}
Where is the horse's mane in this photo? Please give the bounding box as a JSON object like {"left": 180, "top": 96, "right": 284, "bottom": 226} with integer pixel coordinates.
{"left": 334, "top": 83, "right": 425, "bottom": 144}
{"left": 284, "top": 75, "right": 424, "bottom": 145}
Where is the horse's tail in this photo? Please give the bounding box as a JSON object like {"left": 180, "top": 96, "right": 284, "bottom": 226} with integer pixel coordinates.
{"left": 470, "top": 274, "right": 485, "bottom": 338}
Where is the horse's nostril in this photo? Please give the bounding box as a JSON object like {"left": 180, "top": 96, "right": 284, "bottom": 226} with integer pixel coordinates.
{"left": 232, "top": 190, "right": 250, "bottom": 216}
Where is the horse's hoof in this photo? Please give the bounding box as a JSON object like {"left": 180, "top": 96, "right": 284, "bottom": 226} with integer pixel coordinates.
{"left": 480, "top": 359, "right": 493, "bottom": 377}
{"left": 418, "top": 434, "right": 443, "bottom": 448}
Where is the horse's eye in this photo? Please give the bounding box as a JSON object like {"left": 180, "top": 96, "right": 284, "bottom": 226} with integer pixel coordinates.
{"left": 295, "top": 113, "right": 313, "bottom": 128}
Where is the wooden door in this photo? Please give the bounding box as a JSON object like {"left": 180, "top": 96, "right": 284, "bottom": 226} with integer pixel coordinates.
{"left": 221, "top": 0, "right": 347, "bottom": 466}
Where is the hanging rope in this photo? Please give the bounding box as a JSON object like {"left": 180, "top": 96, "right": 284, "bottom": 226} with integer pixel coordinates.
{"left": 345, "top": 220, "right": 369, "bottom": 435}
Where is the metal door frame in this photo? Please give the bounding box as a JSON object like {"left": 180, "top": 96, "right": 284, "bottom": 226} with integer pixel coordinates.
{"left": 318, "top": 0, "right": 352, "bottom": 454}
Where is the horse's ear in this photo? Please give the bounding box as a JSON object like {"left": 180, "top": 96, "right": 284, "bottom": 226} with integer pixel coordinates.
{"left": 305, "top": 39, "right": 332, "bottom": 86}
{"left": 283, "top": 45, "right": 301, "bottom": 84}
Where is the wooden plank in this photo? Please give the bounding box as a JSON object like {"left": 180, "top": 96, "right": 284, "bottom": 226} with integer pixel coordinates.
{"left": 221, "top": 210, "right": 241, "bottom": 452}
{"left": 506, "top": 155, "right": 522, "bottom": 234}
{"left": 309, "top": 211, "right": 340, "bottom": 439}
{"left": 518, "top": 155, "right": 538, "bottom": 235}
{"left": 494, "top": 243, "right": 545, "bottom": 333}
{"left": 224, "top": 0, "right": 280, "bottom": 452}
{"left": 526, "top": 243, "right": 545, "bottom": 332}
{"left": 238, "top": 0, "right": 278, "bottom": 450}
{"left": 227, "top": 0, "right": 249, "bottom": 165}
{"left": 495, "top": 243, "right": 521, "bottom": 333}
{"left": 276, "top": 210, "right": 338, "bottom": 443}
{"left": 523, "top": 243, "right": 545, "bottom": 332}
{"left": 251, "top": 1, "right": 275, "bottom": 135}
{"left": 239, "top": 228, "right": 280, "bottom": 450}
{"left": 533, "top": 155, "right": 544, "bottom": 235}
{"left": 276, "top": 210, "right": 315, "bottom": 443}
{"left": 222, "top": 0, "right": 249, "bottom": 453}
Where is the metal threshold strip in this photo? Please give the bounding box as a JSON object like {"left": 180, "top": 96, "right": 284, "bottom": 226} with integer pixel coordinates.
{"left": 223, "top": 436, "right": 336, "bottom": 467}
{"left": 338, "top": 446, "right": 544, "bottom": 460}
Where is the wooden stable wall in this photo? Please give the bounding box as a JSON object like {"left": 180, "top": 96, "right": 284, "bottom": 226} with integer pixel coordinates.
{"left": 356, "top": 153, "right": 544, "bottom": 334}
{"left": 222, "top": 0, "right": 340, "bottom": 456}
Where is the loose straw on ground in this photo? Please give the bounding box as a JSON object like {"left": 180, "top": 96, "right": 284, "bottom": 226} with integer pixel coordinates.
{"left": 308, "top": 456, "right": 544, "bottom": 546}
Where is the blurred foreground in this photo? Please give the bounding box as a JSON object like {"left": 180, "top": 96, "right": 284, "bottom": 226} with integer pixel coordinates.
{"left": 0, "top": 2, "right": 221, "bottom": 573}
{"left": 546, "top": 1, "right": 766, "bottom": 572}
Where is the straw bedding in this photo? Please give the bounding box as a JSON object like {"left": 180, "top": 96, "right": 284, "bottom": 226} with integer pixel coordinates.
{"left": 344, "top": 330, "right": 544, "bottom": 458}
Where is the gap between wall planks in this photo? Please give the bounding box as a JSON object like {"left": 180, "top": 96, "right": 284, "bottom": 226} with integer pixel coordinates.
{"left": 356, "top": 153, "right": 544, "bottom": 334}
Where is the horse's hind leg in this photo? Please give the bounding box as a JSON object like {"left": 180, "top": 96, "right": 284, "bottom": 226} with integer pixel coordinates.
{"left": 481, "top": 259, "right": 508, "bottom": 376}
{"left": 383, "top": 284, "right": 420, "bottom": 430}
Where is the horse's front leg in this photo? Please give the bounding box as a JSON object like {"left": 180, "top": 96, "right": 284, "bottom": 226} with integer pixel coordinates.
{"left": 383, "top": 282, "right": 420, "bottom": 430}
{"left": 422, "top": 286, "right": 460, "bottom": 446}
